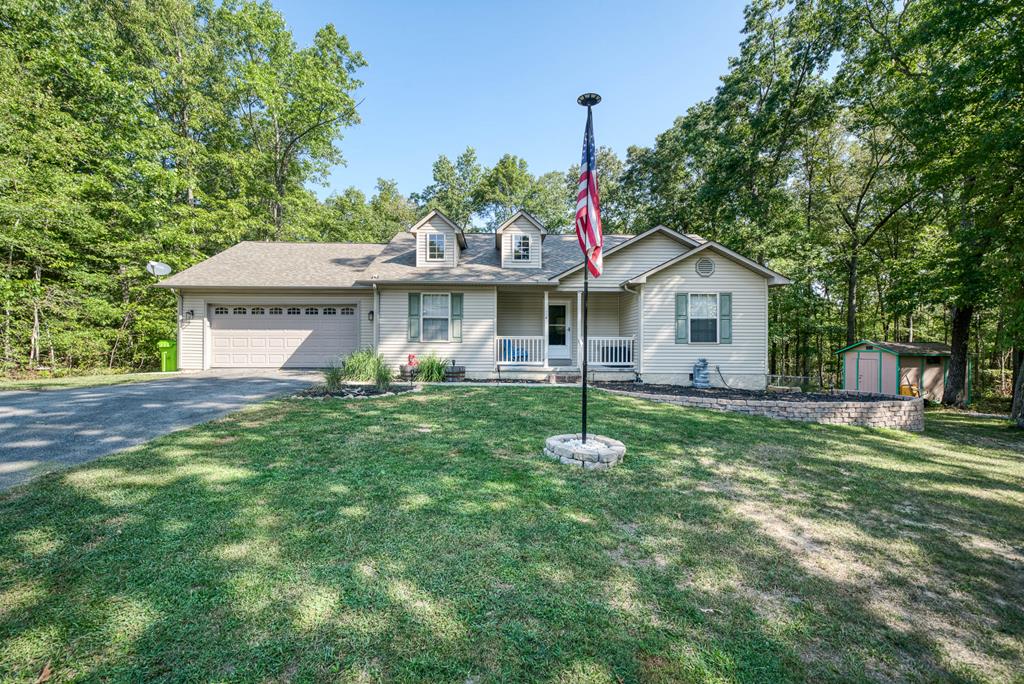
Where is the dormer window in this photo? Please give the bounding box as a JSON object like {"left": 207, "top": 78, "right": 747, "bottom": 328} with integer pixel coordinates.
{"left": 427, "top": 234, "right": 446, "bottom": 261}
{"left": 513, "top": 235, "right": 531, "bottom": 261}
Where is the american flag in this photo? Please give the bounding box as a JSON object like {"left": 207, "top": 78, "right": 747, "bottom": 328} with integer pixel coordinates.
{"left": 575, "top": 107, "right": 603, "bottom": 277}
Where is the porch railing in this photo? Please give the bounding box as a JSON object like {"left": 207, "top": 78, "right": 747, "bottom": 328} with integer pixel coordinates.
{"left": 587, "top": 336, "right": 635, "bottom": 367}
{"left": 496, "top": 336, "right": 545, "bottom": 365}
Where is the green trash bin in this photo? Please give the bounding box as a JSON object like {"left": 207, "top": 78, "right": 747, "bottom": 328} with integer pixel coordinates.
{"left": 157, "top": 339, "right": 177, "bottom": 372}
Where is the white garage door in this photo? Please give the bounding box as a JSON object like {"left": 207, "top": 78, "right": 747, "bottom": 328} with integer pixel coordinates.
{"left": 209, "top": 304, "right": 358, "bottom": 368}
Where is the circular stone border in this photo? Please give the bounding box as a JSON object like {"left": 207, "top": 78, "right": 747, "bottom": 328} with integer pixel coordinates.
{"left": 543, "top": 434, "right": 626, "bottom": 470}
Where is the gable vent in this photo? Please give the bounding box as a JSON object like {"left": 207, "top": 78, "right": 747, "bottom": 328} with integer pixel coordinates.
{"left": 695, "top": 257, "right": 715, "bottom": 277}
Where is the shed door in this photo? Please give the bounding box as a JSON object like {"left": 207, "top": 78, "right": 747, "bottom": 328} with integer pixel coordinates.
{"left": 857, "top": 353, "right": 880, "bottom": 393}
{"left": 209, "top": 305, "right": 358, "bottom": 368}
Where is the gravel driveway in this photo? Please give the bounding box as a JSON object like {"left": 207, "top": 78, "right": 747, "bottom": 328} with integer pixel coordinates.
{"left": 0, "top": 371, "right": 317, "bottom": 490}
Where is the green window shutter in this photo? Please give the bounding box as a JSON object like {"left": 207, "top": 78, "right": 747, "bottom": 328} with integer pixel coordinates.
{"left": 719, "top": 293, "right": 732, "bottom": 344}
{"left": 675, "top": 293, "right": 688, "bottom": 343}
{"left": 408, "top": 293, "right": 420, "bottom": 341}
{"left": 451, "top": 293, "right": 463, "bottom": 342}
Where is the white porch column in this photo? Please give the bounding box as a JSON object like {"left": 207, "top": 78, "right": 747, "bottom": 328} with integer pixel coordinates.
{"left": 576, "top": 290, "right": 583, "bottom": 368}
{"left": 543, "top": 290, "right": 549, "bottom": 367}
{"left": 637, "top": 285, "right": 644, "bottom": 375}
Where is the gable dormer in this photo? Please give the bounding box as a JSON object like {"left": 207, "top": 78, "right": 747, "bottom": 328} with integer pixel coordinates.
{"left": 495, "top": 210, "right": 546, "bottom": 268}
{"left": 409, "top": 210, "right": 467, "bottom": 268}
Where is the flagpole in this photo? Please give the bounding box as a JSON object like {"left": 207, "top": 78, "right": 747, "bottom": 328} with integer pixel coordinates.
{"left": 582, "top": 248, "right": 589, "bottom": 444}
{"left": 577, "top": 92, "right": 601, "bottom": 444}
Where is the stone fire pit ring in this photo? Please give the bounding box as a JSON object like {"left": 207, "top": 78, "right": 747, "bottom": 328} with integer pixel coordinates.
{"left": 543, "top": 434, "right": 625, "bottom": 470}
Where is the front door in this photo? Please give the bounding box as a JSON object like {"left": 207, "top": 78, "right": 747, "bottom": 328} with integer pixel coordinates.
{"left": 857, "top": 352, "right": 880, "bottom": 393}
{"left": 547, "top": 304, "right": 570, "bottom": 360}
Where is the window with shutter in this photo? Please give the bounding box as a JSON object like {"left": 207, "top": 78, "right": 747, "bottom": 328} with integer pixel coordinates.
{"left": 675, "top": 293, "right": 688, "bottom": 343}
{"left": 421, "top": 294, "right": 450, "bottom": 341}
{"left": 719, "top": 293, "right": 732, "bottom": 344}
{"left": 451, "top": 293, "right": 463, "bottom": 342}
{"left": 408, "top": 293, "right": 420, "bottom": 341}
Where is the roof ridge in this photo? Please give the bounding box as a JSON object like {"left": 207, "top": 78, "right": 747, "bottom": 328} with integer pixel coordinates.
{"left": 237, "top": 240, "right": 388, "bottom": 246}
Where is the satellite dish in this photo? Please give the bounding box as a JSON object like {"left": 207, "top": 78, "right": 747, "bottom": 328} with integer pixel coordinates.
{"left": 147, "top": 261, "right": 172, "bottom": 277}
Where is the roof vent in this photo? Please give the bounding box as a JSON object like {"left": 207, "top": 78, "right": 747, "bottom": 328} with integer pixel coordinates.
{"left": 695, "top": 257, "right": 715, "bottom": 277}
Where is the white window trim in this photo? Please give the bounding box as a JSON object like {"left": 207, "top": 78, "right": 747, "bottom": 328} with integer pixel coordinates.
{"left": 512, "top": 234, "right": 531, "bottom": 261}
{"left": 420, "top": 292, "right": 451, "bottom": 342}
{"left": 426, "top": 233, "right": 446, "bottom": 261}
{"left": 689, "top": 292, "right": 720, "bottom": 345}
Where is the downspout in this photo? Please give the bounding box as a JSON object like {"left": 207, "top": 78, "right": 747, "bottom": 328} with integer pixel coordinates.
{"left": 172, "top": 288, "right": 182, "bottom": 371}
{"left": 372, "top": 282, "right": 379, "bottom": 349}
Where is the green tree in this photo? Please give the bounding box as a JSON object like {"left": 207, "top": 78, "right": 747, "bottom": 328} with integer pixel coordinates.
{"left": 413, "top": 147, "right": 482, "bottom": 228}
{"left": 216, "top": 1, "right": 366, "bottom": 238}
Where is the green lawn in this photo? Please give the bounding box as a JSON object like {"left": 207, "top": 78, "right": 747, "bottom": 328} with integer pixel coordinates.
{"left": 0, "top": 372, "right": 175, "bottom": 392}
{"left": 1, "top": 388, "right": 1021, "bottom": 683}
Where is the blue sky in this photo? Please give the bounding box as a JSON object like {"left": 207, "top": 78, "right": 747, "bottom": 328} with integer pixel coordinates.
{"left": 272, "top": 0, "right": 749, "bottom": 199}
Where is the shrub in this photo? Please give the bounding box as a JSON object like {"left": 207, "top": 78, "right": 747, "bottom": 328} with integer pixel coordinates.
{"left": 342, "top": 348, "right": 393, "bottom": 391}
{"left": 373, "top": 359, "right": 393, "bottom": 391}
{"left": 415, "top": 354, "right": 447, "bottom": 382}
{"left": 341, "top": 348, "right": 379, "bottom": 381}
{"left": 323, "top": 363, "right": 344, "bottom": 392}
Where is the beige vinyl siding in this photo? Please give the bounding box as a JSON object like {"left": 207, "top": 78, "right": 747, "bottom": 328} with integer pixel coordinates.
{"left": 619, "top": 290, "right": 639, "bottom": 338}
{"left": 642, "top": 254, "right": 768, "bottom": 388}
{"left": 378, "top": 285, "right": 496, "bottom": 372}
{"left": 178, "top": 293, "right": 206, "bottom": 370}
{"left": 415, "top": 216, "right": 459, "bottom": 267}
{"left": 497, "top": 290, "right": 543, "bottom": 335}
{"left": 559, "top": 233, "right": 690, "bottom": 291}
{"left": 500, "top": 218, "right": 543, "bottom": 268}
{"left": 175, "top": 289, "right": 373, "bottom": 369}
{"left": 586, "top": 293, "right": 621, "bottom": 336}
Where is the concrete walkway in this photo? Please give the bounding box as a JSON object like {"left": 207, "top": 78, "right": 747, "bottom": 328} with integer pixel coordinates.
{"left": 0, "top": 370, "right": 317, "bottom": 490}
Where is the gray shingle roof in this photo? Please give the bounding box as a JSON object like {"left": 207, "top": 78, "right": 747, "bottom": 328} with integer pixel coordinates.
{"left": 155, "top": 241, "right": 387, "bottom": 289}
{"left": 878, "top": 341, "right": 952, "bottom": 356}
{"left": 156, "top": 230, "right": 682, "bottom": 288}
{"left": 359, "top": 232, "right": 632, "bottom": 284}
{"left": 840, "top": 340, "right": 952, "bottom": 356}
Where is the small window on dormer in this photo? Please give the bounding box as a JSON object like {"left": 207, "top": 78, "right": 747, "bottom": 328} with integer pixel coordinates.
{"left": 513, "top": 235, "right": 531, "bottom": 261}
{"left": 427, "top": 233, "right": 446, "bottom": 261}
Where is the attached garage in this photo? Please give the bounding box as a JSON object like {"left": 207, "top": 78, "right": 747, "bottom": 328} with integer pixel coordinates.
{"left": 209, "top": 304, "right": 359, "bottom": 368}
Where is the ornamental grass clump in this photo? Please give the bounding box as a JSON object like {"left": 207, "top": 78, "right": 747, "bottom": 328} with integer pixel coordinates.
{"left": 373, "top": 359, "right": 393, "bottom": 391}
{"left": 342, "top": 348, "right": 393, "bottom": 391}
{"left": 323, "top": 362, "right": 344, "bottom": 392}
{"left": 415, "top": 354, "right": 447, "bottom": 382}
{"left": 341, "top": 348, "right": 379, "bottom": 381}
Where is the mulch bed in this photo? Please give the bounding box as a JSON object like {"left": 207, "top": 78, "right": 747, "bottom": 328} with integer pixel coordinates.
{"left": 295, "top": 384, "right": 416, "bottom": 399}
{"left": 594, "top": 382, "right": 894, "bottom": 403}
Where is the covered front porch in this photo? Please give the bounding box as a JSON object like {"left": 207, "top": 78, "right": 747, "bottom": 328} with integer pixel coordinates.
{"left": 494, "top": 288, "right": 639, "bottom": 372}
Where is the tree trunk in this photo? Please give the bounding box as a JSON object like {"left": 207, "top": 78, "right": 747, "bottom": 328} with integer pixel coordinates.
{"left": 845, "top": 251, "right": 858, "bottom": 345}
{"left": 1012, "top": 351, "right": 1024, "bottom": 428}
{"left": 29, "top": 265, "right": 41, "bottom": 368}
{"left": 1013, "top": 348, "right": 1023, "bottom": 406}
{"left": 942, "top": 304, "right": 973, "bottom": 407}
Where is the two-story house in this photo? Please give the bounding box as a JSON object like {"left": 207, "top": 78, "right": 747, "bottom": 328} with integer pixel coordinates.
{"left": 156, "top": 210, "right": 790, "bottom": 387}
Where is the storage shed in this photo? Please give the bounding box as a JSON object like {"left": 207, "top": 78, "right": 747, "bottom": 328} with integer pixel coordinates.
{"left": 836, "top": 340, "right": 955, "bottom": 401}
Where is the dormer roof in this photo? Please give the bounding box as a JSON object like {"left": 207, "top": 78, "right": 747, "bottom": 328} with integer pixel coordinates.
{"left": 408, "top": 209, "right": 467, "bottom": 249}
{"left": 494, "top": 210, "right": 548, "bottom": 249}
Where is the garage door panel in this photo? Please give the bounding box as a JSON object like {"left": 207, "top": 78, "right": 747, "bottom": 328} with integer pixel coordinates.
{"left": 209, "top": 305, "right": 358, "bottom": 368}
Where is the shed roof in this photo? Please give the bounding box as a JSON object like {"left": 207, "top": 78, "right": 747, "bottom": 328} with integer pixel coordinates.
{"left": 835, "top": 340, "right": 952, "bottom": 356}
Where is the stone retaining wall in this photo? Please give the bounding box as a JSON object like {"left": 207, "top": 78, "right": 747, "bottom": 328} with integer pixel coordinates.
{"left": 601, "top": 389, "right": 925, "bottom": 432}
